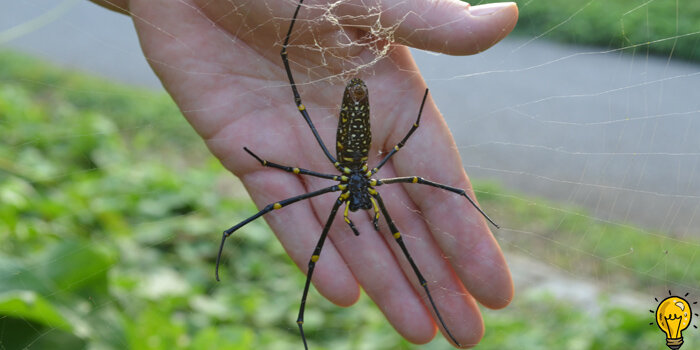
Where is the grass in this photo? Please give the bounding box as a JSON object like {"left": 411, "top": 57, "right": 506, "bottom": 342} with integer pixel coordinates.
{"left": 475, "top": 181, "right": 700, "bottom": 293}
{"left": 1, "top": 50, "right": 697, "bottom": 349}
{"left": 500, "top": 0, "right": 700, "bottom": 62}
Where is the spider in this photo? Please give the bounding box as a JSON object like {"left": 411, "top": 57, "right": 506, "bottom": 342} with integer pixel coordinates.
{"left": 215, "top": 0, "right": 498, "bottom": 348}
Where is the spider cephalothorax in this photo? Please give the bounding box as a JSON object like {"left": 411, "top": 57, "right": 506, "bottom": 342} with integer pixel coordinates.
{"left": 215, "top": 1, "right": 498, "bottom": 349}
{"left": 344, "top": 172, "right": 372, "bottom": 212}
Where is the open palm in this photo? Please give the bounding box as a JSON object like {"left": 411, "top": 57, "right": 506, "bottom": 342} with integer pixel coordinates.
{"left": 95, "top": 0, "right": 518, "bottom": 346}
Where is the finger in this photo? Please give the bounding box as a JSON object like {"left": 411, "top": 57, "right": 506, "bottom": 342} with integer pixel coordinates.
{"left": 233, "top": 134, "right": 440, "bottom": 342}
{"left": 339, "top": 0, "right": 519, "bottom": 55}
{"left": 380, "top": 48, "right": 514, "bottom": 309}
{"left": 238, "top": 168, "right": 361, "bottom": 307}
{"left": 298, "top": 175, "right": 438, "bottom": 343}
{"left": 375, "top": 163, "right": 485, "bottom": 346}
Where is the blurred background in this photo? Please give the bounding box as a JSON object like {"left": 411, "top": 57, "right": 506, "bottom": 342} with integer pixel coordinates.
{"left": 1, "top": 0, "right": 698, "bottom": 349}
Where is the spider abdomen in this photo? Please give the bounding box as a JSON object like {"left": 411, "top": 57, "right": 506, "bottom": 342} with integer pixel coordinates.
{"left": 336, "top": 78, "right": 370, "bottom": 169}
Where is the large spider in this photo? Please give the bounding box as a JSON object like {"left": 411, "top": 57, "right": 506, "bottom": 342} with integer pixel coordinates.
{"left": 215, "top": 0, "right": 498, "bottom": 348}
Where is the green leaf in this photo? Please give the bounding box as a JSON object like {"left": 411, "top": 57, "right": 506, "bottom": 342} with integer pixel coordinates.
{"left": 0, "top": 255, "right": 50, "bottom": 295}
{"left": 42, "top": 240, "right": 114, "bottom": 293}
{"left": 0, "top": 290, "right": 72, "bottom": 331}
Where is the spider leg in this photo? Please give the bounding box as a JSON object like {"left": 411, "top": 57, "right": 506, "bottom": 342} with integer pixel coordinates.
{"left": 281, "top": 0, "right": 340, "bottom": 169}
{"left": 371, "top": 192, "right": 463, "bottom": 348}
{"left": 369, "top": 196, "right": 380, "bottom": 230}
{"left": 297, "top": 197, "right": 343, "bottom": 350}
{"left": 342, "top": 201, "right": 361, "bottom": 236}
{"left": 216, "top": 185, "right": 340, "bottom": 281}
{"left": 377, "top": 176, "right": 499, "bottom": 228}
{"left": 244, "top": 147, "right": 338, "bottom": 180}
{"left": 370, "top": 88, "right": 429, "bottom": 175}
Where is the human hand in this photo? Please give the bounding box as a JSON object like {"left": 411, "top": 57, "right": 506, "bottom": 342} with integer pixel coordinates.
{"left": 93, "top": 0, "right": 517, "bottom": 347}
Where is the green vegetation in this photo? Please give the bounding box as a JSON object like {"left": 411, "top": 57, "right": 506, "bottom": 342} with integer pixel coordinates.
{"left": 477, "top": 181, "right": 700, "bottom": 292}
{"left": 508, "top": 0, "right": 700, "bottom": 62}
{"left": 1, "top": 51, "right": 697, "bottom": 349}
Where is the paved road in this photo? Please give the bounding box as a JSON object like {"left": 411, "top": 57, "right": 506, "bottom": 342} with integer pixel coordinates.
{"left": 413, "top": 41, "right": 700, "bottom": 237}
{"left": 3, "top": 1, "right": 700, "bottom": 236}
{"left": 1, "top": 0, "right": 161, "bottom": 88}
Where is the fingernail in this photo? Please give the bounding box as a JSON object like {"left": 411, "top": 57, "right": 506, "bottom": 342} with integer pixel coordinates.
{"left": 469, "top": 2, "right": 515, "bottom": 16}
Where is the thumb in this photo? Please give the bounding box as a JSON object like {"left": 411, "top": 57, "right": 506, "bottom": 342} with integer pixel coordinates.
{"left": 342, "top": 0, "right": 518, "bottom": 55}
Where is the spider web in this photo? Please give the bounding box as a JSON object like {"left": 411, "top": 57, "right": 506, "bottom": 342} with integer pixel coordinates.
{"left": 1, "top": 0, "right": 699, "bottom": 349}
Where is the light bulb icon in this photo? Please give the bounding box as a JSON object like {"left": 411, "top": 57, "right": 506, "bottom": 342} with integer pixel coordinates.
{"left": 655, "top": 295, "right": 692, "bottom": 349}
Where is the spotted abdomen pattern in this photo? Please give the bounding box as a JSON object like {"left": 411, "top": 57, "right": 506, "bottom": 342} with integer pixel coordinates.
{"left": 336, "top": 78, "right": 370, "bottom": 169}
